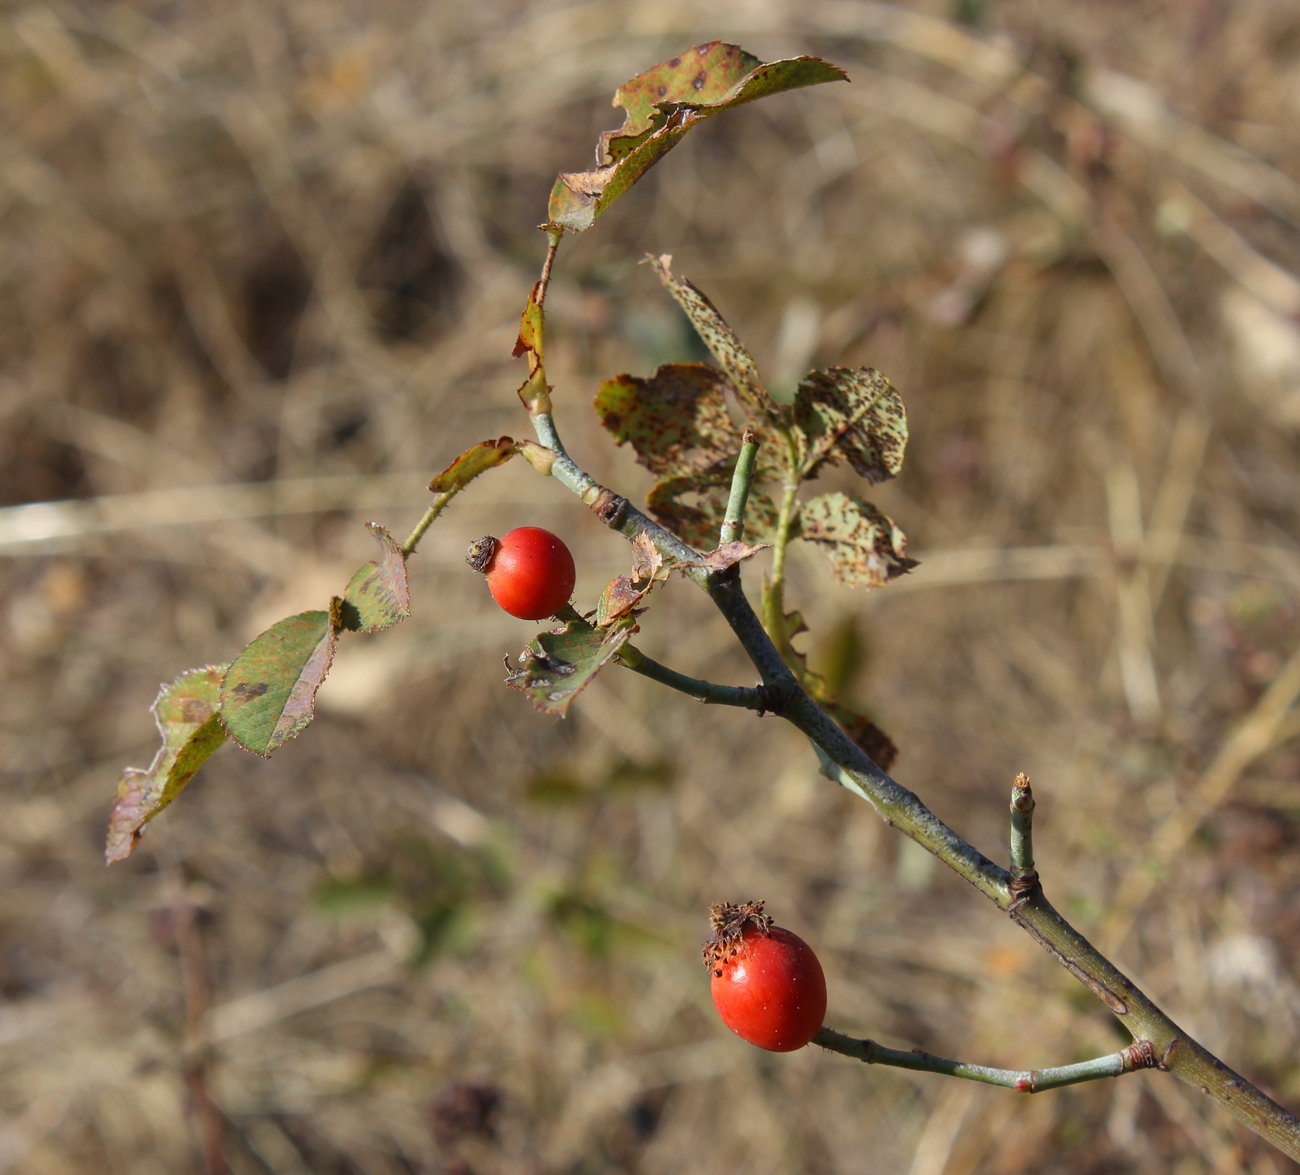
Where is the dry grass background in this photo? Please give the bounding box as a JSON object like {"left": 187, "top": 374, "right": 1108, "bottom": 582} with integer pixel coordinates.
{"left": 5, "top": 0, "right": 1300, "bottom": 1171}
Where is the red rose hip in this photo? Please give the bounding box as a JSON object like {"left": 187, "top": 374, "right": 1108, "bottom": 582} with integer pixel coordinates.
{"left": 466, "top": 526, "right": 576, "bottom": 620}
{"left": 704, "top": 900, "right": 827, "bottom": 1052}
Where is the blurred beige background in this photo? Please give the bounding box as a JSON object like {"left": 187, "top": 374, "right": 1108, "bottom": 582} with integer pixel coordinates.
{"left": 4, "top": 0, "right": 1300, "bottom": 1171}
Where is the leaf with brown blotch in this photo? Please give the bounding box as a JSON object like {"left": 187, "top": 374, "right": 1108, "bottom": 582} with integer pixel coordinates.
{"left": 506, "top": 618, "right": 636, "bottom": 715}
{"left": 797, "top": 493, "right": 917, "bottom": 587}
{"left": 548, "top": 44, "right": 846, "bottom": 234}
{"left": 648, "top": 256, "right": 778, "bottom": 422}
{"left": 341, "top": 523, "right": 410, "bottom": 633}
{"left": 105, "top": 665, "right": 230, "bottom": 863}
{"left": 792, "top": 367, "right": 908, "bottom": 483}
{"left": 428, "top": 437, "right": 518, "bottom": 493}
{"left": 220, "top": 602, "right": 344, "bottom": 756}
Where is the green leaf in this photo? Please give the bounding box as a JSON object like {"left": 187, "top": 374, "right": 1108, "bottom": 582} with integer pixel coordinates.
{"left": 792, "top": 367, "right": 908, "bottom": 483}
{"left": 105, "top": 665, "right": 230, "bottom": 863}
{"left": 341, "top": 523, "right": 410, "bottom": 633}
{"left": 647, "top": 470, "right": 781, "bottom": 549}
{"left": 506, "top": 617, "right": 636, "bottom": 716}
{"left": 428, "top": 437, "right": 518, "bottom": 494}
{"left": 548, "top": 43, "right": 846, "bottom": 233}
{"left": 220, "top": 602, "right": 343, "bottom": 755}
{"left": 648, "top": 255, "right": 777, "bottom": 422}
{"left": 594, "top": 363, "right": 736, "bottom": 476}
{"left": 797, "top": 492, "right": 918, "bottom": 587}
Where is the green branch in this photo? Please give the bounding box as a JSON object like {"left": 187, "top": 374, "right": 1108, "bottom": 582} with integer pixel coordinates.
{"left": 1010, "top": 772, "right": 1038, "bottom": 888}
{"left": 515, "top": 218, "right": 1300, "bottom": 1164}
{"left": 618, "top": 644, "right": 769, "bottom": 709}
{"left": 400, "top": 491, "right": 454, "bottom": 557}
{"left": 814, "top": 1028, "right": 1158, "bottom": 1093}
{"left": 761, "top": 429, "right": 803, "bottom": 661}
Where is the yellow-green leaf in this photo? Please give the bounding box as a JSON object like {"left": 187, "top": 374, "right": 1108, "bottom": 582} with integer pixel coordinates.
{"left": 105, "top": 665, "right": 230, "bottom": 863}
{"left": 428, "top": 437, "right": 517, "bottom": 493}
{"left": 341, "top": 523, "right": 410, "bottom": 634}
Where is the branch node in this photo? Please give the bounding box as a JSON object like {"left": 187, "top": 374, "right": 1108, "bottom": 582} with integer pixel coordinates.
{"left": 1122, "top": 1040, "right": 1158, "bottom": 1072}
{"left": 1007, "top": 871, "right": 1042, "bottom": 914}
{"left": 589, "top": 488, "right": 630, "bottom": 528}
{"left": 1159, "top": 1038, "right": 1181, "bottom": 1071}
{"left": 752, "top": 679, "right": 794, "bottom": 717}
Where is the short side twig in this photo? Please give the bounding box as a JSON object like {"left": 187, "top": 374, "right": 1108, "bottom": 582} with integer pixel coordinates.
{"left": 1009, "top": 772, "right": 1039, "bottom": 911}
{"left": 619, "top": 644, "right": 773, "bottom": 710}
{"left": 814, "top": 1028, "right": 1158, "bottom": 1093}
{"left": 720, "top": 429, "right": 759, "bottom": 546}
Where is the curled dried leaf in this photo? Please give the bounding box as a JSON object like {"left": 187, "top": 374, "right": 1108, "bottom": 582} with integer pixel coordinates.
{"left": 682, "top": 541, "right": 772, "bottom": 573}
{"left": 428, "top": 438, "right": 518, "bottom": 493}
{"left": 506, "top": 617, "right": 637, "bottom": 715}
{"left": 548, "top": 44, "right": 846, "bottom": 233}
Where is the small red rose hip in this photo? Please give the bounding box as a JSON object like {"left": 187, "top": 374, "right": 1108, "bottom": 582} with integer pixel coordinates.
{"left": 703, "top": 900, "right": 827, "bottom": 1052}
{"left": 466, "top": 526, "right": 576, "bottom": 620}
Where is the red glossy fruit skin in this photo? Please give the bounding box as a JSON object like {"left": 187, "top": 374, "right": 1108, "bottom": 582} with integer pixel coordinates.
{"left": 485, "top": 526, "right": 576, "bottom": 620}
{"left": 710, "top": 924, "right": 827, "bottom": 1052}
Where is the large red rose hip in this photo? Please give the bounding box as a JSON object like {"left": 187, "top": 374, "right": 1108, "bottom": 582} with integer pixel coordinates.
{"left": 704, "top": 900, "right": 827, "bottom": 1052}
{"left": 466, "top": 526, "right": 576, "bottom": 620}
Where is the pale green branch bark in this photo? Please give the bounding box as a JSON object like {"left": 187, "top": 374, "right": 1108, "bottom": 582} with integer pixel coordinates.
{"left": 814, "top": 1028, "right": 1158, "bottom": 1092}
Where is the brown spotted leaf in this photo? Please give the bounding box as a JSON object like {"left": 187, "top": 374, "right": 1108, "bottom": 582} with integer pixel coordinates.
{"left": 647, "top": 468, "right": 782, "bottom": 550}
{"left": 220, "top": 601, "right": 344, "bottom": 756}
{"left": 506, "top": 617, "right": 636, "bottom": 715}
{"left": 797, "top": 493, "right": 917, "bottom": 587}
{"left": 341, "top": 523, "right": 410, "bottom": 633}
{"left": 792, "top": 367, "right": 907, "bottom": 483}
{"left": 105, "top": 665, "right": 230, "bottom": 863}
{"left": 428, "top": 437, "right": 518, "bottom": 494}
{"left": 594, "top": 363, "right": 737, "bottom": 476}
{"left": 548, "top": 44, "right": 846, "bottom": 233}
{"left": 648, "top": 256, "right": 777, "bottom": 422}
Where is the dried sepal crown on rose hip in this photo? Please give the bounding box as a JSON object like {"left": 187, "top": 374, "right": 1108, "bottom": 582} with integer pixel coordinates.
{"left": 704, "top": 900, "right": 827, "bottom": 1053}
{"left": 466, "top": 525, "right": 576, "bottom": 621}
